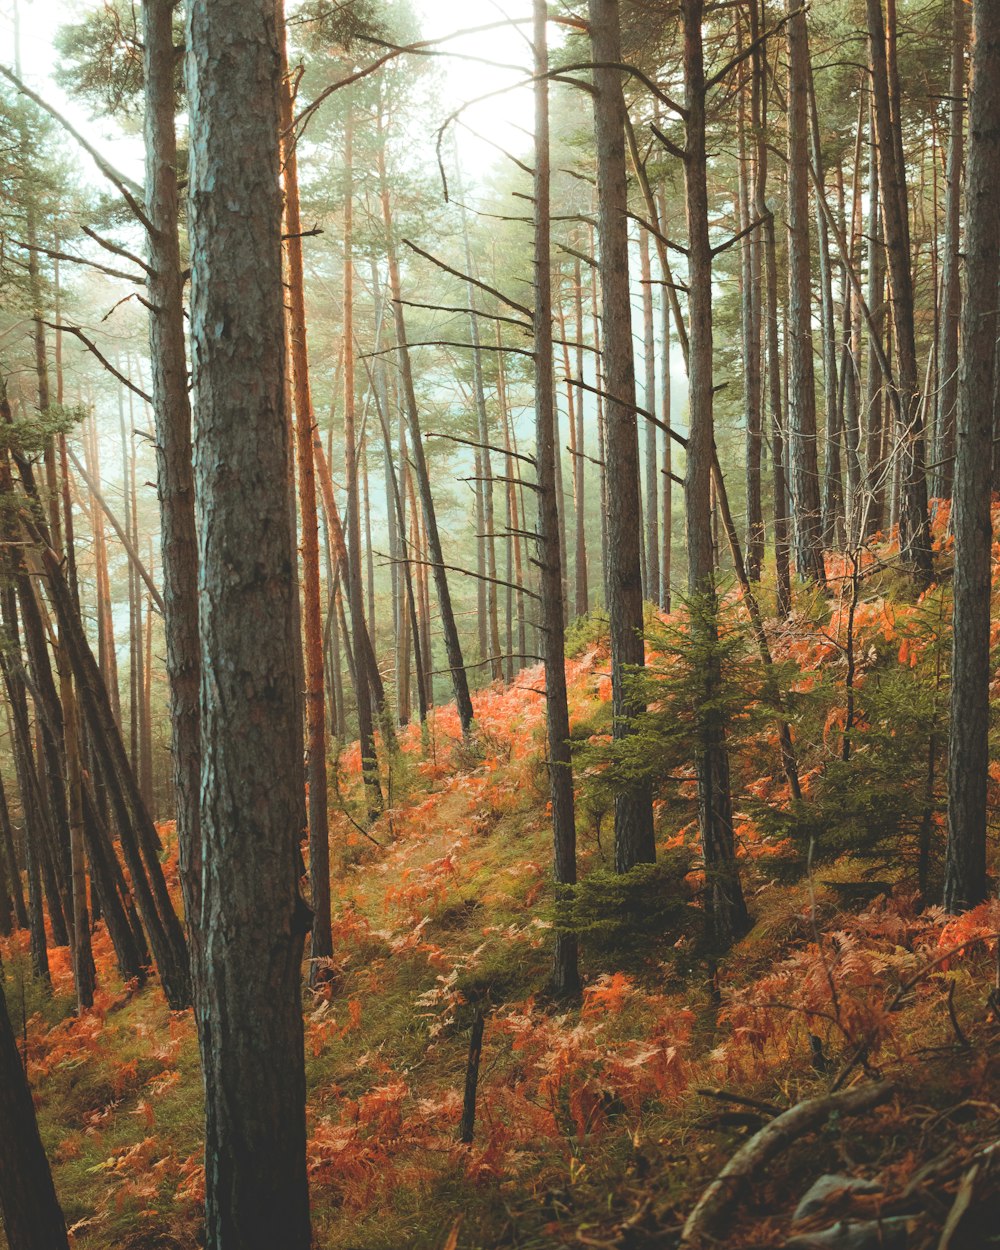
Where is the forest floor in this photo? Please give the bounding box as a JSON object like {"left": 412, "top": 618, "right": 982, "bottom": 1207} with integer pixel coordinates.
{"left": 3, "top": 519, "right": 1000, "bottom": 1250}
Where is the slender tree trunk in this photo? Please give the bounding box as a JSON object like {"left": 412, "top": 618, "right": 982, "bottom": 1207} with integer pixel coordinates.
{"left": 867, "top": 0, "right": 933, "bottom": 580}
{"left": 809, "top": 59, "right": 844, "bottom": 549}
{"left": 589, "top": 0, "right": 655, "bottom": 869}
{"left": 0, "top": 774, "right": 29, "bottom": 931}
{"left": 276, "top": 6, "right": 334, "bottom": 959}
{"left": 935, "top": 0, "right": 967, "bottom": 499}
{"left": 573, "top": 256, "right": 589, "bottom": 617}
{"left": 639, "top": 230, "right": 660, "bottom": 605}
{"left": 534, "top": 0, "right": 579, "bottom": 997}
{"left": 785, "top": 1, "right": 826, "bottom": 584}
{"left": 185, "top": 0, "right": 312, "bottom": 1240}
{"left": 864, "top": 98, "right": 888, "bottom": 537}
{"left": 738, "top": 52, "right": 764, "bottom": 581}
{"left": 377, "top": 128, "right": 474, "bottom": 733}
{"left": 945, "top": 0, "right": 1000, "bottom": 913}
{"left": 681, "top": 0, "right": 749, "bottom": 950}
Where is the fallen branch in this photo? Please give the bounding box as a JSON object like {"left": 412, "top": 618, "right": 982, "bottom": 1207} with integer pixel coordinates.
{"left": 680, "top": 1081, "right": 896, "bottom": 1245}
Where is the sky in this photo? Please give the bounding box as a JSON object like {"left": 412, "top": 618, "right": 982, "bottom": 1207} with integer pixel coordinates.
{"left": 5, "top": 0, "right": 541, "bottom": 187}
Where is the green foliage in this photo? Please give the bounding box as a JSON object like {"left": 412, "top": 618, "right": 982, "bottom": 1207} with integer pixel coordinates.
{"left": 0, "top": 402, "right": 87, "bottom": 457}
{"left": 554, "top": 856, "right": 696, "bottom": 961}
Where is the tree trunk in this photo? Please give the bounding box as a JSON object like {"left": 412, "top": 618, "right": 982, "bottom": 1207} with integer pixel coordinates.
{"left": 377, "top": 128, "right": 475, "bottom": 733}
{"left": 867, "top": 0, "right": 933, "bottom": 580}
{"left": 276, "top": 5, "right": 334, "bottom": 961}
{"left": 785, "top": 1, "right": 826, "bottom": 584}
{"left": 185, "top": 0, "right": 312, "bottom": 1241}
{"left": 589, "top": 0, "right": 655, "bottom": 870}
{"left": 944, "top": 0, "right": 1000, "bottom": 913}
{"left": 534, "top": 0, "right": 580, "bottom": 997}
{"left": 639, "top": 230, "right": 660, "bottom": 606}
{"left": 935, "top": 0, "right": 967, "bottom": 499}
{"left": 681, "top": 0, "right": 749, "bottom": 950}
{"left": 0, "top": 977, "right": 70, "bottom": 1250}
{"left": 738, "top": 46, "right": 764, "bottom": 582}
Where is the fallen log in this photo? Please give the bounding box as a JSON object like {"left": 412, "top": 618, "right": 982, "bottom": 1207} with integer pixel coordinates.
{"left": 680, "top": 1081, "right": 896, "bottom": 1245}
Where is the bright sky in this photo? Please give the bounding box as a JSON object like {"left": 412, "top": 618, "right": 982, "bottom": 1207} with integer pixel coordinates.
{"left": 5, "top": 0, "right": 541, "bottom": 187}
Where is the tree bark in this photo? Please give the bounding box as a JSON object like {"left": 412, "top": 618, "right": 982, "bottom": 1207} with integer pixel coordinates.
{"left": 186, "top": 0, "right": 312, "bottom": 1241}
{"left": 785, "top": 1, "right": 826, "bottom": 584}
{"left": 0, "top": 977, "right": 70, "bottom": 1250}
{"left": 589, "top": 0, "right": 655, "bottom": 870}
{"left": 944, "top": 0, "right": 1000, "bottom": 913}
{"left": 534, "top": 0, "right": 580, "bottom": 997}
{"left": 682, "top": 0, "right": 749, "bottom": 950}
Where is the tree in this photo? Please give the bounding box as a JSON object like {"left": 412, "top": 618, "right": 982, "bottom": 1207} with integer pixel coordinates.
{"left": 944, "top": 0, "right": 1000, "bottom": 913}
{"left": 534, "top": 0, "right": 579, "bottom": 998}
{"left": 680, "top": 0, "right": 749, "bottom": 950}
{"left": 589, "top": 0, "right": 655, "bottom": 872}
{"left": 0, "top": 974, "right": 70, "bottom": 1250}
{"left": 185, "top": 0, "right": 311, "bottom": 1241}
{"left": 785, "top": 1, "right": 825, "bottom": 585}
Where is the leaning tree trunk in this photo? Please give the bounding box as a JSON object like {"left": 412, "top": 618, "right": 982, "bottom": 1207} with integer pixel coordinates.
{"left": 589, "top": 0, "right": 655, "bottom": 871}
{"left": 186, "top": 0, "right": 312, "bottom": 1241}
{"left": 944, "top": 0, "right": 1000, "bottom": 913}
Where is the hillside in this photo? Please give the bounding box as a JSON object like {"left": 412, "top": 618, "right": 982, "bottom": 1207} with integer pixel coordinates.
{"left": 4, "top": 520, "right": 999, "bottom": 1250}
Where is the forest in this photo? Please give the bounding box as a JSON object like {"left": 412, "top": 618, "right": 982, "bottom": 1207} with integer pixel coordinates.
{"left": 1, "top": 0, "right": 999, "bottom": 1246}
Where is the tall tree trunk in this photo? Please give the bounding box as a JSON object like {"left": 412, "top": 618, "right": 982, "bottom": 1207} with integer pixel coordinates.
{"left": 573, "top": 256, "right": 589, "bottom": 617}
{"left": 867, "top": 0, "right": 933, "bottom": 580}
{"left": 343, "top": 115, "right": 383, "bottom": 815}
{"left": 944, "top": 0, "right": 1000, "bottom": 913}
{"left": 935, "top": 0, "right": 967, "bottom": 499}
{"left": 589, "top": 0, "right": 655, "bottom": 870}
{"left": 186, "top": 0, "right": 312, "bottom": 1241}
{"left": 0, "top": 773, "right": 29, "bottom": 931}
{"left": 640, "top": 230, "right": 660, "bottom": 606}
{"left": 785, "top": 0, "right": 826, "bottom": 584}
{"left": 808, "top": 60, "right": 844, "bottom": 549}
{"left": 864, "top": 97, "right": 887, "bottom": 537}
{"left": 141, "top": 0, "right": 202, "bottom": 936}
{"left": 276, "top": 5, "right": 334, "bottom": 959}
{"left": 681, "top": 0, "right": 749, "bottom": 950}
{"left": 534, "top": 0, "right": 579, "bottom": 997}
{"left": 738, "top": 49, "right": 764, "bottom": 581}
{"left": 377, "top": 128, "right": 475, "bottom": 733}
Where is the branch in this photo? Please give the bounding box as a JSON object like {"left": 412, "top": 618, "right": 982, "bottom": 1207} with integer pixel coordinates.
{"left": 564, "top": 376, "right": 687, "bottom": 446}
{"left": 66, "top": 449, "right": 165, "bottom": 615}
{"left": 42, "top": 323, "right": 152, "bottom": 402}
{"left": 80, "top": 225, "right": 153, "bottom": 275}
{"left": 681, "top": 1082, "right": 896, "bottom": 1245}
{"left": 8, "top": 236, "right": 144, "bottom": 286}
{"left": 401, "top": 238, "right": 532, "bottom": 317}
{"left": 394, "top": 298, "right": 531, "bottom": 332}
{"left": 362, "top": 340, "right": 535, "bottom": 360}
{"left": 649, "top": 121, "right": 688, "bottom": 163}
{"left": 423, "top": 430, "right": 536, "bottom": 466}
{"left": 0, "top": 65, "right": 154, "bottom": 235}
{"left": 377, "top": 553, "right": 540, "bottom": 600}
{"left": 712, "top": 216, "right": 765, "bottom": 257}
{"left": 703, "top": 12, "right": 794, "bottom": 92}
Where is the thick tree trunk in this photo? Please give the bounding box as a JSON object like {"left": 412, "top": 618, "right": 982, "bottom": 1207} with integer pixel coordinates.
{"left": 0, "top": 978, "right": 70, "bottom": 1250}
{"left": 0, "top": 774, "right": 29, "bottom": 931}
{"left": 945, "top": 0, "right": 1000, "bottom": 912}
{"left": 186, "top": 0, "right": 312, "bottom": 1242}
{"left": 589, "top": 0, "right": 655, "bottom": 870}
